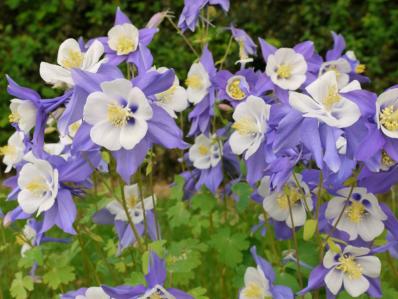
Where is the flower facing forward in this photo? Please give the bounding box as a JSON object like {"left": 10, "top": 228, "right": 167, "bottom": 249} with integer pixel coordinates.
{"left": 323, "top": 245, "right": 381, "bottom": 297}
{"left": 0, "top": 131, "right": 25, "bottom": 172}
{"left": 325, "top": 187, "right": 387, "bottom": 241}
{"left": 226, "top": 75, "right": 250, "bottom": 101}
{"left": 289, "top": 71, "right": 361, "bottom": 128}
{"left": 108, "top": 23, "right": 139, "bottom": 56}
{"left": 17, "top": 154, "right": 59, "bottom": 215}
{"left": 188, "top": 134, "right": 222, "bottom": 170}
{"left": 265, "top": 48, "right": 307, "bottom": 90}
{"left": 9, "top": 99, "right": 37, "bottom": 133}
{"left": 62, "top": 287, "right": 112, "bottom": 299}
{"left": 185, "top": 62, "right": 211, "bottom": 105}
{"left": 83, "top": 78, "right": 153, "bottom": 151}
{"left": 260, "top": 175, "right": 313, "bottom": 228}
{"left": 319, "top": 58, "right": 351, "bottom": 89}
{"left": 154, "top": 67, "right": 188, "bottom": 118}
{"left": 106, "top": 183, "right": 155, "bottom": 223}
{"left": 40, "top": 38, "right": 105, "bottom": 88}
{"left": 376, "top": 87, "right": 398, "bottom": 139}
{"left": 229, "top": 96, "right": 270, "bottom": 159}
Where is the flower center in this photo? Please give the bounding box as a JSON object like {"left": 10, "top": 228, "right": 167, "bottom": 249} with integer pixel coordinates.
{"left": 26, "top": 181, "right": 49, "bottom": 196}
{"left": 379, "top": 105, "right": 398, "bottom": 131}
{"left": 0, "top": 145, "right": 16, "bottom": 156}
{"left": 156, "top": 85, "right": 177, "bottom": 103}
{"left": 232, "top": 118, "right": 259, "bottom": 135}
{"left": 61, "top": 50, "right": 83, "bottom": 69}
{"left": 355, "top": 64, "right": 366, "bottom": 74}
{"left": 126, "top": 195, "right": 138, "bottom": 208}
{"left": 149, "top": 294, "right": 162, "bottom": 299}
{"left": 8, "top": 112, "right": 20, "bottom": 123}
{"left": 116, "top": 36, "right": 135, "bottom": 55}
{"left": 185, "top": 75, "right": 203, "bottom": 89}
{"left": 198, "top": 144, "right": 210, "bottom": 156}
{"left": 107, "top": 103, "right": 133, "bottom": 128}
{"left": 323, "top": 85, "right": 341, "bottom": 110}
{"left": 382, "top": 151, "right": 396, "bottom": 168}
{"left": 346, "top": 201, "right": 366, "bottom": 223}
{"left": 336, "top": 254, "right": 363, "bottom": 279}
{"left": 227, "top": 78, "right": 246, "bottom": 100}
{"left": 277, "top": 187, "right": 301, "bottom": 210}
{"left": 276, "top": 64, "right": 292, "bottom": 79}
{"left": 69, "top": 120, "right": 81, "bottom": 136}
{"left": 243, "top": 282, "right": 264, "bottom": 298}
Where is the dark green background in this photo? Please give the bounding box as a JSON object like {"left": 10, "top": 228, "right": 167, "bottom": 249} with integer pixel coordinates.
{"left": 1, "top": 0, "right": 398, "bottom": 143}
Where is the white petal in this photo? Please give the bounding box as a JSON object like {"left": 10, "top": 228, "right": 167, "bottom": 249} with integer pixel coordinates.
{"left": 57, "top": 38, "right": 81, "bottom": 66}
{"left": 90, "top": 121, "right": 122, "bottom": 151}
{"left": 39, "top": 62, "right": 73, "bottom": 86}
{"left": 324, "top": 268, "right": 344, "bottom": 295}
{"left": 356, "top": 256, "right": 381, "bottom": 278}
{"left": 100, "top": 78, "right": 133, "bottom": 99}
{"left": 83, "top": 92, "right": 114, "bottom": 125}
{"left": 82, "top": 40, "right": 104, "bottom": 71}
{"left": 127, "top": 87, "right": 153, "bottom": 120}
{"left": 120, "top": 119, "right": 148, "bottom": 150}
{"left": 343, "top": 275, "right": 369, "bottom": 297}
{"left": 357, "top": 216, "right": 385, "bottom": 241}
{"left": 289, "top": 91, "right": 321, "bottom": 114}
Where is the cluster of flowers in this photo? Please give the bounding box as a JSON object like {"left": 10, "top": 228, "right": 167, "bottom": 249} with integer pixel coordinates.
{"left": 2, "top": 0, "right": 398, "bottom": 298}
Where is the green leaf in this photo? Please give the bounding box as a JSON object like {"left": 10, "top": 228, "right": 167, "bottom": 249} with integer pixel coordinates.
{"left": 170, "top": 175, "right": 185, "bottom": 201}
{"left": 188, "top": 287, "right": 209, "bottom": 299}
{"left": 275, "top": 272, "right": 300, "bottom": 293}
{"left": 303, "top": 219, "right": 317, "bottom": 241}
{"left": 42, "top": 254, "right": 75, "bottom": 289}
{"left": 18, "top": 247, "right": 43, "bottom": 269}
{"left": 10, "top": 272, "right": 33, "bottom": 299}
{"left": 231, "top": 182, "right": 252, "bottom": 213}
{"left": 191, "top": 190, "right": 217, "bottom": 213}
{"left": 167, "top": 201, "right": 190, "bottom": 228}
{"left": 209, "top": 228, "right": 249, "bottom": 268}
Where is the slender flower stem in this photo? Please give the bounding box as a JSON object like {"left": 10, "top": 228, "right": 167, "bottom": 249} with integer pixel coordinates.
{"left": 136, "top": 170, "right": 149, "bottom": 246}
{"left": 149, "top": 149, "right": 160, "bottom": 240}
{"left": 166, "top": 16, "right": 199, "bottom": 56}
{"left": 218, "top": 35, "right": 233, "bottom": 70}
{"left": 292, "top": 172, "right": 311, "bottom": 215}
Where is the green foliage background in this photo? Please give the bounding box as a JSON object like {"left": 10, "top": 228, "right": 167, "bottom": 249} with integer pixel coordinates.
{"left": 1, "top": 0, "right": 398, "bottom": 142}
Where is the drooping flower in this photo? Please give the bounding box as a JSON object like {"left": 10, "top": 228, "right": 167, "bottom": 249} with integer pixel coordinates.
{"left": 230, "top": 25, "right": 257, "bottom": 65}
{"left": 153, "top": 67, "right": 188, "bottom": 118}
{"left": 0, "top": 131, "right": 26, "bottom": 172}
{"left": 240, "top": 246, "right": 294, "bottom": 299}
{"left": 325, "top": 187, "right": 387, "bottom": 241}
{"left": 178, "top": 0, "right": 230, "bottom": 32}
{"left": 9, "top": 98, "right": 37, "bottom": 134}
{"left": 62, "top": 287, "right": 112, "bottom": 299}
{"left": 40, "top": 38, "right": 105, "bottom": 88}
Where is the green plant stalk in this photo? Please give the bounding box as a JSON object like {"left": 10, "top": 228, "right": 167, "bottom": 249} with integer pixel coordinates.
{"left": 166, "top": 16, "right": 199, "bottom": 57}
{"left": 136, "top": 169, "right": 149, "bottom": 247}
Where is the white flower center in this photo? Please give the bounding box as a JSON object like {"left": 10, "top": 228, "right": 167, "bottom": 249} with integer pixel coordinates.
{"left": 116, "top": 36, "right": 136, "bottom": 55}
{"left": 60, "top": 50, "right": 84, "bottom": 69}
{"left": 107, "top": 103, "right": 134, "bottom": 128}
{"left": 8, "top": 112, "right": 20, "bottom": 124}
{"left": 242, "top": 282, "right": 265, "bottom": 298}
{"left": 379, "top": 105, "right": 398, "bottom": 131}
{"left": 26, "top": 180, "right": 49, "bottom": 197}
{"left": 323, "top": 85, "right": 341, "bottom": 110}
{"left": 276, "top": 64, "right": 292, "bottom": 79}
{"left": 336, "top": 254, "right": 363, "bottom": 279}
{"left": 185, "top": 75, "right": 203, "bottom": 89}
{"left": 232, "top": 118, "right": 259, "bottom": 135}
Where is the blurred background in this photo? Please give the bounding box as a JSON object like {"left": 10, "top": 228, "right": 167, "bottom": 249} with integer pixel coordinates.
{"left": 0, "top": 0, "right": 397, "bottom": 141}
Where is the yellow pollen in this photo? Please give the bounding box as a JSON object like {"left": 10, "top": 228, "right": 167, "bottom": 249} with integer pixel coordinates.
{"left": 0, "top": 145, "right": 16, "bottom": 156}
{"left": 232, "top": 118, "right": 258, "bottom": 135}
{"left": 379, "top": 105, "right": 398, "bottom": 131}
{"left": 26, "top": 181, "right": 48, "bottom": 195}
{"left": 238, "top": 40, "right": 249, "bottom": 60}
{"left": 277, "top": 187, "right": 301, "bottom": 210}
{"left": 198, "top": 145, "right": 209, "bottom": 156}
{"left": 276, "top": 64, "right": 292, "bottom": 79}
{"left": 346, "top": 201, "right": 366, "bottom": 223}
{"left": 116, "top": 36, "right": 135, "bottom": 55}
{"left": 227, "top": 79, "right": 246, "bottom": 100}
{"left": 157, "top": 85, "right": 177, "bottom": 103}
{"left": 382, "top": 151, "right": 396, "bottom": 168}
{"left": 61, "top": 50, "right": 83, "bottom": 69}
{"left": 185, "top": 75, "right": 203, "bottom": 89}
{"left": 323, "top": 85, "right": 341, "bottom": 110}
{"left": 69, "top": 121, "right": 81, "bottom": 135}
{"left": 336, "top": 255, "right": 363, "bottom": 279}
{"left": 9, "top": 112, "right": 20, "bottom": 123}
{"left": 355, "top": 64, "right": 366, "bottom": 74}
{"left": 242, "top": 282, "right": 263, "bottom": 298}
{"left": 107, "top": 104, "right": 133, "bottom": 128}
{"left": 16, "top": 234, "right": 26, "bottom": 246}
{"left": 126, "top": 195, "right": 138, "bottom": 208}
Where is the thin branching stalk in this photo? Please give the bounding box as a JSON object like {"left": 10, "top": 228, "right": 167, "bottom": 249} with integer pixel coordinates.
{"left": 166, "top": 15, "right": 199, "bottom": 56}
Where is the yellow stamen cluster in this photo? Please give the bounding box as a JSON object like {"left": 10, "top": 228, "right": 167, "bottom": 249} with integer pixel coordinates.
{"left": 8, "top": 112, "right": 20, "bottom": 123}
{"left": 227, "top": 78, "right": 246, "bottom": 100}
{"left": 379, "top": 105, "right": 398, "bottom": 131}
{"left": 156, "top": 85, "right": 177, "bottom": 103}
{"left": 149, "top": 294, "right": 162, "bottom": 299}
{"left": 232, "top": 118, "right": 258, "bottom": 135}
{"left": 185, "top": 75, "right": 203, "bottom": 89}
{"left": 126, "top": 195, "right": 138, "bottom": 208}
{"left": 116, "top": 36, "right": 135, "bottom": 55}
{"left": 336, "top": 254, "right": 363, "bottom": 279}
{"left": 16, "top": 234, "right": 26, "bottom": 246}
{"left": 276, "top": 64, "right": 292, "bottom": 79}
{"left": 69, "top": 120, "right": 82, "bottom": 135}
{"left": 61, "top": 50, "right": 83, "bottom": 69}
{"left": 26, "top": 181, "right": 48, "bottom": 195}
{"left": 382, "top": 151, "right": 396, "bottom": 168}
{"left": 107, "top": 104, "right": 133, "bottom": 128}
{"left": 324, "top": 64, "right": 341, "bottom": 78}
{"left": 346, "top": 201, "right": 366, "bottom": 223}
{"left": 277, "top": 187, "right": 301, "bottom": 210}
{"left": 242, "top": 282, "right": 263, "bottom": 298}
{"left": 0, "top": 145, "right": 15, "bottom": 156}
{"left": 355, "top": 64, "right": 366, "bottom": 74}
{"left": 198, "top": 144, "right": 210, "bottom": 156}
{"left": 238, "top": 40, "right": 249, "bottom": 61}
{"left": 323, "top": 85, "right": 341, "bottom": 110}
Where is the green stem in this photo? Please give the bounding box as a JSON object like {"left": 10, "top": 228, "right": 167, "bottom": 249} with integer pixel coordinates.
{"left": 166, "top": 16, "right": 199, "bottom": 56}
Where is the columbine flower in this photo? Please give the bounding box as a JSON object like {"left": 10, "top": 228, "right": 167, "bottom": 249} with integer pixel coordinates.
{"left": 260, "top": 174, "right": 313, "bottom": 228}
{"left": 83, "top": 78, "right": 153, "bottom": 151}
{"left": 106, "top": 183, "right": 155, "bottom": 223}
{"left": 153, "top": 67, "right": 188, "bottom": 118}
{"left": 289, "top": 71, "right": 361, "bottom": 128}
{"left": 108, "top": 23, "right": 139, "bottom": 56}
{"left": 230, "top": 25, "right": 257, "bottom": 65}
{"left": 185, "top": 62, "right": 211, "bottom": 105}
{"left": 17, "top": 154, "right": 59, "bottom": 215}
{"left": 40, "top": 38, "right": 105, "bottom": 88}
{"left": 18, "top": 222, "right": 37, "bottom": 257}
{"left": 0, "top": 131, "right": 25, "bottom": 172}
{"left": 325, "top": 187, "right": 387, "bottom": 241}
{"left": 265, "top": 47, "right": 307, "bottom": 90}
{"left": 323, "top": 245, "right": 381, "bottom": 297}
{"left": 188, "top": 134, "right": 222, "bottom": 170}
{"left": 9, "top": 99, "right": 37, "bottom": 133}
{"left": 319, "top": 58, "right": 351, "bottom": 89}
{"left": 240, "top": 247, "right": 293, "bottom": 299}
{"left": 62, "top": 287, "right": 112, "bottom": 299}
{"left": 376, "top": 87, "right": 398, "bottom": 139}
{"left": 229, "top": 96, "right": 270, "bottom": 159}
